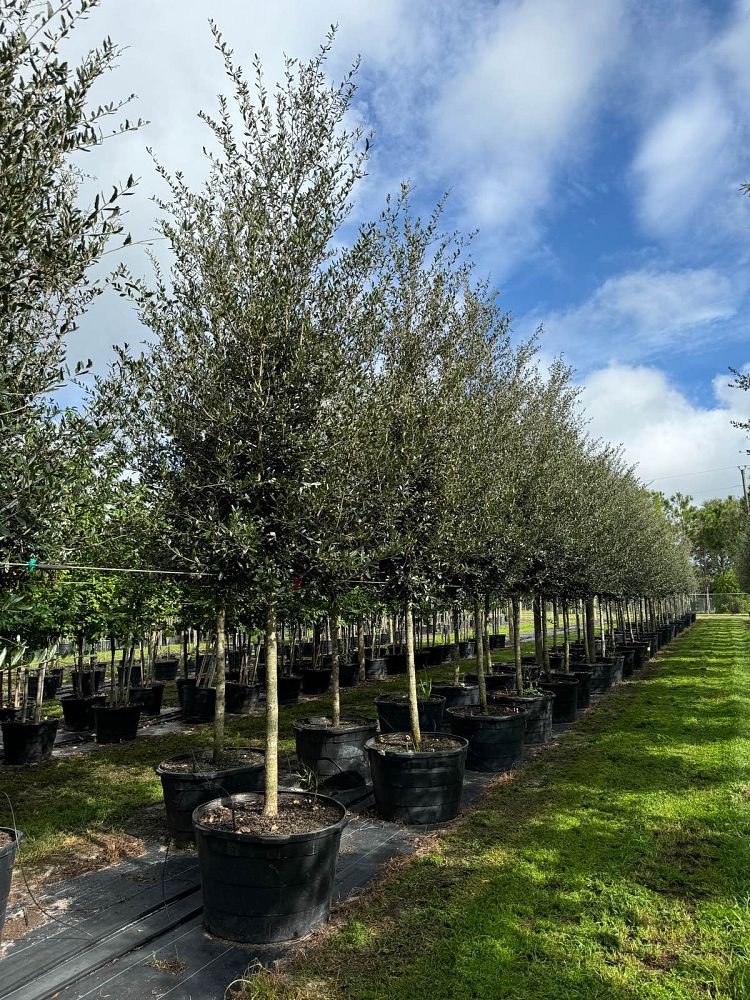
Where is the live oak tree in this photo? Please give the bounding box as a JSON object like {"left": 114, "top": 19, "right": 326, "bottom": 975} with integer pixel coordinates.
{"left": 98, "top": 29, "right": 372, "bottom": 813}
{"left": 0, "top": 0, "right": 141, "bottom": 577}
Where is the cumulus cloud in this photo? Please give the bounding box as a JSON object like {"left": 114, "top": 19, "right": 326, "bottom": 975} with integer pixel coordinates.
{"left": 428, "top": 0, "right": 626, "bottom": 262}
{"left": 535, "top": 267, "right": 745, "bottom": 368}
{"left": 582, "top": 363, "right": 750, "bottom": 499}
{"left": 629, "top": 0, "right": 750, "bottom": 243}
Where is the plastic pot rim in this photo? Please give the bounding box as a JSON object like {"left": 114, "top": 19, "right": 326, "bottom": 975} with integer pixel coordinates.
{"left": 292, "top": 715, "right": 377, "bottom": 736}
{"left": 156, "top": 748, "right": 265, "bottom": 782}
{"left": 365, "top": 732, "right": 468, "bottom": 759}
{"left": 192, "top": 790, "right": 347, "bottom": 845}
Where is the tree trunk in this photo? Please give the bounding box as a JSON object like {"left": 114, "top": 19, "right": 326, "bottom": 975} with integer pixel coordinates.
{"left": 552, "top": 598, "right": 558, "bottom": 651}
{"left": 212, "top": 602, "right": 227, "bottom": 764}
{"left": 562, "top": 602, "right": 570, "bottom": 674}
{"left": 475, "top": 595, "right": 488, "bottom": 712}
{"left": 452, "top": 606, "right": 461, "bottom": 683}
{"left": 263, "top": 602, "right": 279, "bottom": 817}
{"left": 330, "top": 597, "right": 341, "bottom": 727}
{"left": 585, "top": 598, "right": 596, "bottom": 665}
{"left": 533, "top": 595, "right": 543, "bottom": 667}
{"left": 405, "top": 598, "right": 421, "bottom": 751}
{"left": 512, "top": 595, "right": 523, "bottom": 695}
{"left": 357, "top": 615, "right": 366, "bottom": 682}
{"left": 507, "top": 599, "right": 514, "bottom": 650}
{"left": 483, "top": 593, "right": 492, "bottom": 680}
{"left": 541, "top": 594, "right": 550, "bottom": 679}
{"left": 598, "top": 597, "right": 606, "bottom": 659}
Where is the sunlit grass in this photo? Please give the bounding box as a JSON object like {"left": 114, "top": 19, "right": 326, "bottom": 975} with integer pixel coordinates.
{"left": 238, "top": 617, "right": 750, "bottom": 1000}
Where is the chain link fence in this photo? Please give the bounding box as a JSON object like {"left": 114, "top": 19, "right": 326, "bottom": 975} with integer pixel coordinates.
{"left": 689, "top": 593, "right": 750, "bottom": 614}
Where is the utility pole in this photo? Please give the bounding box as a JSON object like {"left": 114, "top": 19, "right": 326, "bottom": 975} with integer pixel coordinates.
{"left": 740, "top": 466, "right": 750, "bottom": 516}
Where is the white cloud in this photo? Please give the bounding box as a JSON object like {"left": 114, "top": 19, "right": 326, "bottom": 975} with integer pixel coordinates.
{"left": 629, "top": 1, "right": 750, "bottom": 243}
{"left": 632, "top": 85, "right": 735, "bottom": 236}
{"left": 536, "top": 267, "right": 744, "bottom": 368}
{"left": 582, "top": 363, "right": 750, "bottom": 499}
{"left": 428, "top": 0, "right": 626, "bottom": 259}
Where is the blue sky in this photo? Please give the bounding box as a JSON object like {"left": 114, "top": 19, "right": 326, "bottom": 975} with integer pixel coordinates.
{"left": 68, "top": 0, "right": 750, "bottom": 501}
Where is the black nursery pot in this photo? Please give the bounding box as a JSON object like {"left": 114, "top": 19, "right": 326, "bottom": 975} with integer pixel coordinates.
{"left": 431, "top": 682, "right": 480, "bottom": 710}
{"left": 375, "top": 694, "right": 446, "bottom": 734}
{"left": 489, "top": 692, "right": 555, "bottom": 745}
{"left": 1, "top": 719, "right": 58, "bottom": 765}
{"left": 540, "top": 674, "right": 579, "bottom": 723}
{"left": 117, "top": 664, "right": 144, "bottom": 687}
{"left": 93, "top": 704, "right": 141, "bottom": 744}
{"left": 300, "top": 667, "right": 332, "bottom": 696}
{"left": 60, "top": 695, "right": 105, "bottom": 731}
{"left": 157, "top": 749, "right": 265, "bottom": 846}
{"left": 225, "top": 682, "right": 261, "bottom": 715}
{"left": 70, "top": 670, "right": 103, "bottom": 698}
{"left": 366, "top": 734, "right": 468, "bottom": 824}
{"left": 488, "top": 634, "right": 507, "bottom": 650}
{"left": 278, "top": 675, "right": 302, "bottom": 705}
{"left": 365, "top": 657, "right": 388, "bottom": 680}
{"left": 128, "top": 683, "right": 165, "bottom": 717}
{"left": 193, "top": 791, "right": 347, "bottom": 943}
{"left": 569, "top": 669, "right": 592, "bottom": 709}
{"left": 153, "top": 658, "right": 179, "bottom": 682}
{"left": 386, "top": 652, "right": 407, "bottom": 675}
{"left": 339, "top": 660, "right": 359, "bottom": 688}
{"left": 0, "top": 827, "right": 23, "bottom": 942}
{"left": 465, "top": 671, "right": 516, "bottom": 693}
{"left": 294, "top": 716, "right": 377, "bottom": 788}
{"left": 447, "top": 706, "right": 526, "bottom": 772}
{"left": 176, "top": 676, "right": 197, "bottom": 707}
{"left": 590, "top": 658, "right": 623, "bottom": 698}
{"left": 618, "top": 647, "right": 636, "bottom": 678}
{"left": 458, "top": 640, "right": 476, "bottom": 658}
{"left": 26, "top": 674, "right": 59, "bottom": 701}
{"left": 182, "top": 684, "right": 216, "bottom": 722}
{"left": 0, "top": 707, "right": 17, "bottom": 724}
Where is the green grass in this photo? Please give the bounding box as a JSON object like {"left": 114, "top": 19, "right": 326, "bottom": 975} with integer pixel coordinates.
{"left": 0, "top": 643, "right": 538, "bottom": 868}
{"left": 238, "top": 617, "right": 750, "bottom": 1000}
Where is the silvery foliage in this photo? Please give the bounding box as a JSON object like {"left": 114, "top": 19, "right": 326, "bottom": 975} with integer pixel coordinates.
{"left": 0, "top": 0, "right": 141, "bottom": 564}
{"left": 98, "top": 26, "right": 374, "bottom": 602}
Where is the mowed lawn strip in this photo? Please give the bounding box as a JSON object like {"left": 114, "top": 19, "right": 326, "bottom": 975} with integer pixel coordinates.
{"left": 240, "top": 617, "right": 750, "bottom": 1000}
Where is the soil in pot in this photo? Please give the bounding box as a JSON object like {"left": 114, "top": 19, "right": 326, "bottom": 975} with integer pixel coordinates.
{"left": 431, "top": 682, "right": 480, "bottom": 709}
{"left": 129, "top": 683, "right": 165, "bottom": 716}
{"left": 293, "top": 715, "right": 377, "bottom": 789}
{"left": 539, "top": 675, "right": 578, "bottom": 723}
{"left": 157, "top": 748, "right": 265, "bottom": 846}
{"left": 366, "top": 732, "right": 467, "bottom": 824}
{"left": 0, "top": 827, "right": 23, "bottom": 942}
{"left": 447, "top": 705, "right": 526, "bottom": 772}
{"left": 60, "top": 695, "right": 105, "bottom": 731}
{"left": 225, "top": 682, "right": 261, "bottom": 714}
{"left": 93, "top": 704, "right": 141, "bottom": 744}
{"left": 488, "top": 692, "right": 554, "bottom": 745}
{"left": 1, "top": 719, "right": 58, "bottom": 765}
{"left": 300, "top": 668, "right": 332, "bottom": 696}
{"left": 182, "top": 684, "right": 216, "bottom": 722}
{"left": 193, "top": 791, "right": 347, "bottom": 943}
{"left": 375, "top": 694, "right": 446, "bottom": 733}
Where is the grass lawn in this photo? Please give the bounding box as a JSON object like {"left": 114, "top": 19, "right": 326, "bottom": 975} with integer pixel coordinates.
{"left": 238, "top": 616, "right": 750, "bottom": 1000}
